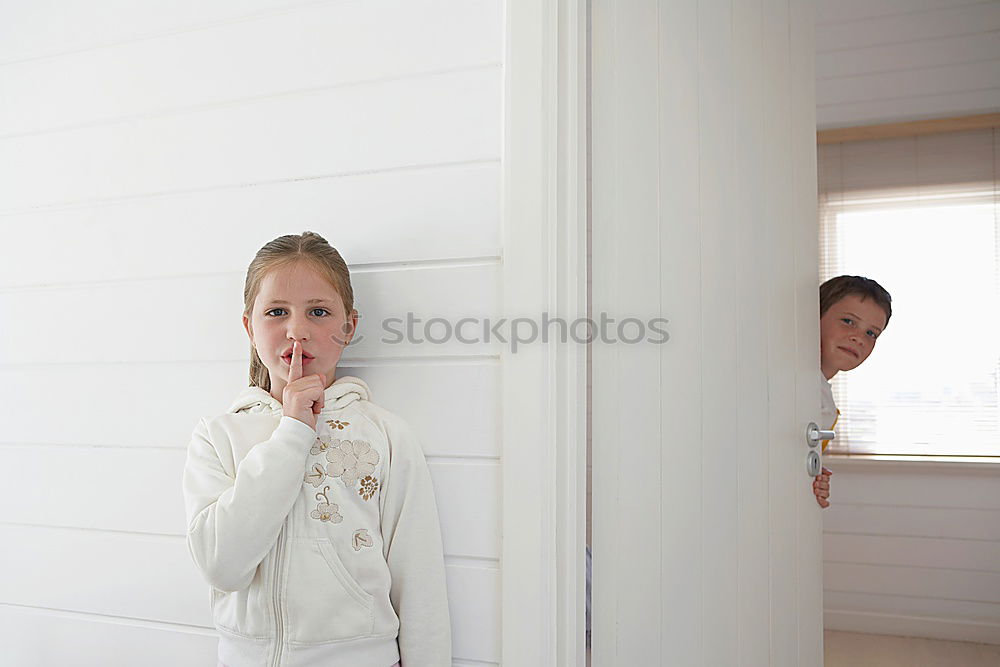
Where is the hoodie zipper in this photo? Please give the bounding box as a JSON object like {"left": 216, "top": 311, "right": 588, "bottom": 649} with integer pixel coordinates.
{"left": 270, "top": 525, "right": 287, "bottom": 667}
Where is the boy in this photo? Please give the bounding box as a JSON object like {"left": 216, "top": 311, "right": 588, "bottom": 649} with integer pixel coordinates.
{"left": 813, "top": 275, "right": 892, "bottom": 508}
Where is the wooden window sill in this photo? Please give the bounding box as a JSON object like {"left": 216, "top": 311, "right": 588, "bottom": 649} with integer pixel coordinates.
{"left": 823, "top": 454, "right": 1000, "bottom": 474}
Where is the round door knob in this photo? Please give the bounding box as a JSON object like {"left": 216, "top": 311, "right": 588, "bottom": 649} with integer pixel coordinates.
{"left": 806, "top": 450, "right": 822, "bottom": 477}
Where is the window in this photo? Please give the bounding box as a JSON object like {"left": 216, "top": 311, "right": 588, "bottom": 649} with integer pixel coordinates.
{"left": 819, "top": 127, "right": 1000, "bottom": 456}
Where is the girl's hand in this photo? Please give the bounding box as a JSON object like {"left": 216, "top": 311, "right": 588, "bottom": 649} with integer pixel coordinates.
{"left": 813, "top": 466, "right": 832, "bottom": 508}
{"left": 281, "top": 341, "right": 326, "bottom": 430}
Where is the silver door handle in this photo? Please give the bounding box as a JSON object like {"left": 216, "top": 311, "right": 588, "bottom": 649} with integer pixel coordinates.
{"left": 806, "top": 422, "right": 834, "bottom": 448}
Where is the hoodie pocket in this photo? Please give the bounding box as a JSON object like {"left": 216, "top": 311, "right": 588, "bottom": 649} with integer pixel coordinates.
{"left": 210, "top": 573, "right": 271, "bottom": 640}
{"left": 284, "top": 537, "right": 374, "bottom": 643}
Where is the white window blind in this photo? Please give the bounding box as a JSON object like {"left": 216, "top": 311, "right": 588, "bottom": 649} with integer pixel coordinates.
{"left": 818, "top": 127, "right": 1000, "bottom": 456}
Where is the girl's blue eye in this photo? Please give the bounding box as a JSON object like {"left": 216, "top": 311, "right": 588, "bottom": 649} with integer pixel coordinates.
{"left": 263, "top": 307, "right": 329, "bottom": 317}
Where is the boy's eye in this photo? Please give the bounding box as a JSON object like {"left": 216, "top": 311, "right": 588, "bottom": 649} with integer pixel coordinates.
{"left": 866, "top": 330, "right": 877, "bottom": 339}
{"left": 841, "top": 317, "right": 854, "bottom": 326}
{"left": 310, "top": 308, "right": 330, "bottom": 317}
{"left": 265, "top": 308, "right": 286, "bottom": 317}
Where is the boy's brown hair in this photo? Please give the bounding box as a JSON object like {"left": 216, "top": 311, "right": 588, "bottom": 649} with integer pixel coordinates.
{"left": 819, "top": 275, "right": 892, "bottom": 326}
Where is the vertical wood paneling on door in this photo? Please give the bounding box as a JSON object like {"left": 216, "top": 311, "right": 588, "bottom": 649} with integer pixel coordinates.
{"left": 610, "top": 0, "right": 662, "bottom": 662}
{"left": 733, "top": 0, "right": 771, "bottom": 662}
{"left": 594, "top": 0, "right": 664, "bottom": 664}
{"left": 592, "top": 1, "right": 819, "bottom": 664}
{"left": 589, "top": 0, "right": 622, "bottom": 661}
{"left": 762, "top": 0, "right": 798, "bottom": 663}
{"left": 791, "top": 0, "right": 824, "bottom": 664}
{"left": 698, "top": 0, "right": 740, "bottom": 663}
{"left": 656, "top": 0, "right": 703, "bottom": 663}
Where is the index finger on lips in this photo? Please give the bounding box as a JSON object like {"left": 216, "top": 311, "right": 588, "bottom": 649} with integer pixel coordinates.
{"left": 289, "top": 341, "right": 303, "bottom": 382}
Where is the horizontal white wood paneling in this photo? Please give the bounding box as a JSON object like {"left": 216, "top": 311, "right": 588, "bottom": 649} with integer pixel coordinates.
{"left": 0, "top": 362, "right": 500, "bottom": 458}
{"left": 825, "top": 533, "right": 1000, "bottom": 572}
{"left": 825, "top": 591, "right": 1000, "bottom": 626}
{"left": 0, "top": 0, "right": 330, "bottom": 63}
{"left": 0, "top": 162, "right": 501, "bottom": 287}
{"left": 0, "top": 604, "right": 498, "bottom": 667}
{"left": 828, "top": 468, "right": 1000, "bottom": 509}
{"left": 816, "top": 0, "right": 988, "bottom": 25}
{"left": 815, "top": 31, "right": 1000, "bottom": 80}
{"left": 825, "top": 562, "right": 1000, "bottom": 604}
{"left": 1, "top": 67, "right": 501, "bottom": 212}
{"left": 0, "top": 525, "right": 499, "bottom": 662}
{"left": 825, "top": 503, "right": 1000, "bottom": 541}
{"left": 818, "top": 60, "right": 1000, "bottom": 107}
{"left": 824, "top": 609, "right": 1000, "bottom": 645}
{"left": 0, "top": 264, "right": 501, "bottom": 365}
{"left": 0, "top": 603, "right": 497, "bottom": 667}
{"left": 445, "top": 564, "right": 500, "bottom": 663}
{"left": 824, "top": 464, "right": 1000, "bottom": 644}
{"left": 0, "top": 0, "right": 501, "bottom": 138}
{"left": 1, "top": 526, "right": 212, "bottom": 626}
{"left": 0, "top": 604, "right": 217, "bottom": 667}
{"left": 342, "top": 363, "right": 500, "bottom": 459}
{"left": 816, "top": 3, "right": 1000, "bottom": 53}
{"left": 816, "top": 0, "right": 1000, "bottom": 128}
{"left": 0, "top": 448, "right": 499, "bottom": 559}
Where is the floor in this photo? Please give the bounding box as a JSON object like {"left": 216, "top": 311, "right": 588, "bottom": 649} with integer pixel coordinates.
{"left": 824, "top": 630, "right": 1000, "bottom": 666}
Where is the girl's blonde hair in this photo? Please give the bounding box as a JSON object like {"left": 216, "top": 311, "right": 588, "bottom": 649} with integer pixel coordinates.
{"left": 244, "top": 231, "right": 355, "bottom": 391}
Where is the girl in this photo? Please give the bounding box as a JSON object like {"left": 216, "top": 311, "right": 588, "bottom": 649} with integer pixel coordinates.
{"left": 182, "top": 232, "right": 451, "bottom": 667}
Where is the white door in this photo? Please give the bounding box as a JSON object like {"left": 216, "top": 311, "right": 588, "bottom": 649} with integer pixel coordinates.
{"left": 589, "top": 0, "right": 823, "bottom": 664}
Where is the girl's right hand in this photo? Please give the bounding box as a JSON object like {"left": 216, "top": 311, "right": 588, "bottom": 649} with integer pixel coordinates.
{"left": 282, "top": 341, "right": 326, "bottom": 430}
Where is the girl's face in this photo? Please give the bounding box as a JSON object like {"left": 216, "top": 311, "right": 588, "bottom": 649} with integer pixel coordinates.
{"left": 243, "top": 261, "right": 358, "bottom": 401}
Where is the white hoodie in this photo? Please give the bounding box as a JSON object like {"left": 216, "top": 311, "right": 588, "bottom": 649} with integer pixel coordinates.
{"left": 182, "top": 376, "right": 451, "bottom": 667}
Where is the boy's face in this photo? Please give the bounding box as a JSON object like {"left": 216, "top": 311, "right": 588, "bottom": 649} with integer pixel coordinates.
{"left": 243, "top": 261, "right": 358, "bottom": 400}
{"left": 819, "top": 293, "right": 888, "bottom": 379}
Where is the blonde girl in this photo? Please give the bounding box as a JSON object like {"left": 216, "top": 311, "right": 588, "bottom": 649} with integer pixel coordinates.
{"left": 183, "top": 232, "right": 451, "bottom": 667}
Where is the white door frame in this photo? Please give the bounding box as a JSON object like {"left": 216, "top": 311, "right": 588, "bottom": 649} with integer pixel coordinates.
{"left": 501, "top": 0, "right": 588, "bottom": 665}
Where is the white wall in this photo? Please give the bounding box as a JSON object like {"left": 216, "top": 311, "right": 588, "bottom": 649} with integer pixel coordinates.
{"left": 823, "top": 460, "right": 1000, "bottom": 644}
{"left": 816, "top": 0, "right": 1000, "bottom": 129}
{"left": 0, "top": 1, "right": 503, "bottom": 665}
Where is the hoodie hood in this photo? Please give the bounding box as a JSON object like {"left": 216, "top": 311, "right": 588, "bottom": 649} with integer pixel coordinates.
{"left": 228, "top": 376, "right": 372, "bottom": 415}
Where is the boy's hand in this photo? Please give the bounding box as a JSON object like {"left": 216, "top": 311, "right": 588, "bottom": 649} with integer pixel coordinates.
{"left": 813, "top": 466, "right": 832, "bottom": 508}
{"left": 281, "top": 341, "right": 326, "bottom": 430}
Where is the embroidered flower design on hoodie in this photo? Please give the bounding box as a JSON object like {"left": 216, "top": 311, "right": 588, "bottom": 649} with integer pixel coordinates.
{"left": 325, "top": 439, "right": 379, "bottom": 487}
{"left": 352, "top": 529, "right": 374, "bottom": 551}
{"left": 304, "top": 463, "right": 327, "bottom": 488}
{"left": 358, "top": 475, "right": 379, "bottom": 501}
{"left": 310, "top": 438, "right": 334, "bottom": 456}
{"left": 310, "top": 486, "right": 343, "bottom": 524}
